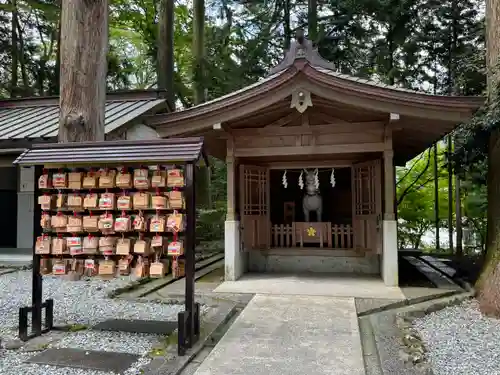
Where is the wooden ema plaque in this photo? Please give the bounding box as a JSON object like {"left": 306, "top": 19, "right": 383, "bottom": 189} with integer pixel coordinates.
{"left": 294, "top": 222, "right": 331, "bottom": 247}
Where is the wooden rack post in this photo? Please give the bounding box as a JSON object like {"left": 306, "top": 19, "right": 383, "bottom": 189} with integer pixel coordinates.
{"left": 177, "top": 162, "right": 200, "bottom": 355}
{"left": 19, "top": 165, "right": 54, "bottom": 341}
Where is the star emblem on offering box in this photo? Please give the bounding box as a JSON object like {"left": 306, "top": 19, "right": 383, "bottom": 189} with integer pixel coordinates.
{"left": 306, "top": 226, "right": 316, "bottom": 237}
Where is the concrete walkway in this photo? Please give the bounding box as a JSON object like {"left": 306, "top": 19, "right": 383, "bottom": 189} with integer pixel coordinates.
{"left": 214, "top": 273, "right": 404, "bottom": 300}
{"left": 194, "top": 294, "right": 365, "bottom": 375}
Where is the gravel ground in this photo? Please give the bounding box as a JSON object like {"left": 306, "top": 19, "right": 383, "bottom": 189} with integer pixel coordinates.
{"left": 0, "top": 270, "right": 192, "bottom": 375}
{"left": 414, "top": 299, "right": 500, "bottom": 375}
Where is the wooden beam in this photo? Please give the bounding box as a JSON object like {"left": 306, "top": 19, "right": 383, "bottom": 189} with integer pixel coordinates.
{"left": 231, "top": 121, "right": 385, "bottom": 137}
{"left": 265, "top": 112, "right": 300, "bottom": 127}
{"left": 229, "top": 101, "right": 288, "bottom": 125}
{"left": 266, "top": 160, "right": 353, "bottom": 169}
{"left": 235, "top": 143, "right": 385, "bottom": 157}
{"left": 301, "top": 112, "right": 310, "bottom": 127}
{"left": 255, "top": 248, "right": 365, "bottom": 257}
{"left": 202, "top": 136, "right": 226, "bottom": 159}
{"left": 312, "top": 113, "right": 350, "bottom": 125}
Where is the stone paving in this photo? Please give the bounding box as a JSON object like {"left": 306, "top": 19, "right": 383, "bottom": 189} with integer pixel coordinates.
{"left": 214, "top": 273, "right": 405, "bottom": 299}
{"left": 192, "top": 294, "right": 365, "bottom": 375}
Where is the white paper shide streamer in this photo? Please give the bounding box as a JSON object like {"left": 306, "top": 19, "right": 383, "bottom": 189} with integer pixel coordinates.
{"left": 282, "top": 170, "right": 288, "bottom": 188}
{"left": 330, "top": 168, "right": 336, "bottom": 187}
{"left": 314, "top": 168, "right": 320, "bottom": 190}
{"left": 298, "top": 170, "right": 304, "bottom": 190}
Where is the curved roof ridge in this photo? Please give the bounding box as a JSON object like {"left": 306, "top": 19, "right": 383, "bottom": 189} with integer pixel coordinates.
{"left": 312, "top": 66, "right": 424, "bottom": 94}
{"left": 174, "top": 70, "right": 287, "bottom": 113}
{"left": 312, "top": 66, "right": 482, "bottom": 98}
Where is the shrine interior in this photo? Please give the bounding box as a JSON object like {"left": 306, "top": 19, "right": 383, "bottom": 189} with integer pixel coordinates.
{"left": 269, "top": 168, "right": 352, "bottom": 225}
{"left": 269, "top": 168, "right": 354, "bottom": 249}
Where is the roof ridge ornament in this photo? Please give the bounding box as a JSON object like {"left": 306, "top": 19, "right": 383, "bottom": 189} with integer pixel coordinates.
{"left": 268, "top": 29, "right": 334, "bottom": 75}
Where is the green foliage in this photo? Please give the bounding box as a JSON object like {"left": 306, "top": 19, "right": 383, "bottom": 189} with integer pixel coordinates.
{"left": 0, "top": 0, "right": 488, "bottom": 250}
{"left": 398, "top": 142, "right": 488, "bottom": 252}
{"left": 196, "top": 158, "right": 227, "bottom": 243}
{"left": 453, "top": 102, "right": 494, "bottom": 184}
{"left": 396, "top": 145, "right": 449, "bottom": 249}
{"left": 197, "top": 208, "right": 225, "bottom": 242}
{"left": 462, "top": 180, "right": 487, "bottom": 252}
{"left": 0, "top": 0, "right": 486, "bottom": 98}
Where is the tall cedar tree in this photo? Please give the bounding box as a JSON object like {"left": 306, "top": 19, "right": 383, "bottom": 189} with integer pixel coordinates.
{"left": 476, "top": 0, "right": 500, "bottom": 315}
{"left": 58, "top": 0, "right": 108, "bottom": 142}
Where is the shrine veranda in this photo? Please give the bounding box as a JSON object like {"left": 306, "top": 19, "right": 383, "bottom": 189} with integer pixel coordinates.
{"left": 13, "top": 137, "right": 207, "bottom": 355}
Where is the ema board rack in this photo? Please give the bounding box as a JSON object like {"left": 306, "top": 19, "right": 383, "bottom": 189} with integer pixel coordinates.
{"left": 35, "top": 166, "right": 187, "bottom": 279}
{"left": 14, "top": 138, "right": 207, "bottom": 356}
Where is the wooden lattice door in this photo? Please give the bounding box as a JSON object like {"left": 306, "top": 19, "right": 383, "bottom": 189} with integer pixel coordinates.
{"left": 352, "top": 160, "right": 382, "bottom": 253}
{"left": 239, "top": 165, "right": 270, "bottom": 250}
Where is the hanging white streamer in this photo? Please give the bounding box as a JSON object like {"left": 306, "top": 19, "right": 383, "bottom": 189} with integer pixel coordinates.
{"left": 330, "top": 168, "right": 336, "bottom": 187}
{"left": 298, "top": 170, "right": 304, "bottom": 190}
{"left": 314, "top": 168, "right": 320, "bottom": 190}
{"left": 282, "top": 170, "right": 288, "bottom": 188}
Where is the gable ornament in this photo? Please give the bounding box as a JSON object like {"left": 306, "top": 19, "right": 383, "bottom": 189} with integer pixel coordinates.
{"left": 290, "top": 89, "right": 312, "bottom": 113}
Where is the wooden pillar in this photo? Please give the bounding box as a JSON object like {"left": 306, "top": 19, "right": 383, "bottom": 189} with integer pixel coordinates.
{"left": 226, "top": 136, "right": 236, "bottom": 221}
{"left": 384, "top": 127, "right": 395, "bottom": 219}
{"left": 393, "top": 164, "right": 398, "bottom": 220}
{"left": 225, "top": 135, "right": 244, "bottom": 281}
{"left": 384, "top": 150, "right": 395, "bottom": 219}
{"left": 383, "top": 123, "right": 398, "bottom": 286}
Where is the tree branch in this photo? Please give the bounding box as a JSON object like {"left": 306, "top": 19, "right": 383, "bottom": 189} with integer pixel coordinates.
{"left": 396, "top": 151, "right": 426, "bottom": 186}
{"left": 397, "top": 149, "right": 432, "bottom": 205}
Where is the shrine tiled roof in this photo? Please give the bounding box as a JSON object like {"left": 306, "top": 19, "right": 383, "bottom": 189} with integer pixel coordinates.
{"left": 0, "top": 90, "right": 168, "bottom": 141}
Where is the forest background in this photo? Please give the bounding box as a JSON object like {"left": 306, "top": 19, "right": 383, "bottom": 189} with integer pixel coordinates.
{"left": 0, "top": 0, "right": 488, "bottom": 254}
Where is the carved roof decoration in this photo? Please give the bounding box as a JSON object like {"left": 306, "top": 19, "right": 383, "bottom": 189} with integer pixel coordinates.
{"left": 269, "top": 31, "right": 334, "bottom": 75}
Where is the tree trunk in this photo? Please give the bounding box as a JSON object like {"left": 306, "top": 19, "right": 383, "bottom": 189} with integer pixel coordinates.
{"left": 455, "top": 172, "right": 463, "bottom": 256}
{"left": 54, "top": 0, "right": 62, "bottom": 95}
{"left": 387, "top": 24, "right": 395, "bottom": 85}
{"left": 477, "top": 0, "right": 500, "bottom": 316}
{"left": 37, "top": 59, "right": 46, "bottom": 96}
{"left": 192, "top": 0, "right": 205, "bottom": 105}
{"left": 192, "top": 0, "right": 210, "bottom": 208}
{"left": 16, "top": 20, "right": 30, "bottom": 94}
{"left": 447, "top": 0, "right": 459, "bottom": 254}
{"left": 58, "top": 0, "right": 108, "bottom": 143}
{"left": 158, "top": 0, "right": 175, "bottom": 110}
{"left": 307, "top": 0, "right": 317, "bottom": 43}
{"left": 447, "top": 135, "right": 454, "bottom": 252}
{"left": 10, "top": 0, "right": 18, "bottom": 98}
{"left": 283, "top": 0, "right": 291, "bottom": 50}
{"left": 434, "top": 143, "right": 440, "bottom": 249}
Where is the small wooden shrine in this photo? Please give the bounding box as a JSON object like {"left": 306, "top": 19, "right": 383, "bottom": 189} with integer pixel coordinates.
{"left": 146, "top": 34, "right": 482, "bottom": 286}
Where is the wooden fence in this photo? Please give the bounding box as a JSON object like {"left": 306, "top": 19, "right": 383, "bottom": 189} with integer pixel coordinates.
{"left": 271, "top": 223, "right": 354, "bottom": 249}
